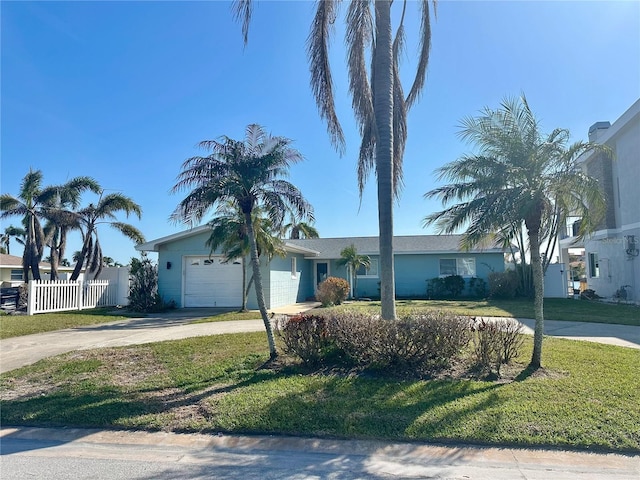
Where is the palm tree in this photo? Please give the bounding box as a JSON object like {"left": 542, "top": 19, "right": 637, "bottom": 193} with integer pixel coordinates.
{"left": 1, "top": 225, "right": 25, "bottom": 255}
{"left": 44, "top": 176, "right": 101, "bottom": 280}
{"left": 172, "top": 124, "right": 313, "bottom": 358}
{"left": 233, "top": 0, "right": 436, "bottom": 320}
{"left": 424, "top": 95, "right": 609, "bottom": 369}
{"left": 207, "top": 201, "right": 285, "bottom": 311}
{"left": 0, "top": 169, "right": 56, "bottom": 281}
{"left": 70, "top": 192, "right": 145, "bottom": 280}
{"left": 282, "top": 210, "right": 319, "bottom": 240}
{"left": 337, "top": 244, "right": 371, "bottom": 300}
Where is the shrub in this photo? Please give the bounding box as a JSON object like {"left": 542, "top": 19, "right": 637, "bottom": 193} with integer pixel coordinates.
{"left": 327, "top": 311, "right": 472, "bottom": 373}
{"left": 469, "top": 277, "right": 487, "bottom": 298}
{"left": 580, "top": 289, "right": 599, "bottom": 300}
{"left": 275, "top": 314, "right": 332, "bottom": 365}
{"left": 18, "top": 283, "right": 28, "bottom": 311}
{"left": 128, "top": 255, "right": 166, "bottom": 312}
{"left": 471, "top": 317, "right": 524, "bottom": 376}
{"left": 426, "top": 277, "right": 445, "bottom": 299}
{"left": 488, "top": 270, "right": 520, "bottom": 299}
{"left": 426, "top": 275, "right": 465, "bottom": 299}
{"left": 316, "top": 277, "right": 350, "bottom": 307}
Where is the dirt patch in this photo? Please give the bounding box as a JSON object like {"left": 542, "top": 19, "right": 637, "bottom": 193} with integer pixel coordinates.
{"left": 0, "top": 347, "right": 166, "bottom": 401}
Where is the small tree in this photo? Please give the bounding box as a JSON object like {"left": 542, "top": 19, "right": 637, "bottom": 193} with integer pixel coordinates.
{"left": 337, "top": 244, "right": 371, "bottom": 299}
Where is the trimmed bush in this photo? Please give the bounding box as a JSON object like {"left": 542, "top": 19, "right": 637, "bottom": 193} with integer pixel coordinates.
{"left": 488, "top": 270, "right": 520, "bottom": 299}
{"left": 469, "top": 277, "right": 487, "bottom": 298}
{"left": 426, "top": 275, "right": 465, "bottom": 299}
{"left": 281, "top": 310, "right": 473, "bottom": 374}
{"left": 275, "top": 314, "right": 332, "bottom": 365}
{"left": 471, "top": 317, "right": 525, "bottom": 376}
{"left": 316, "top": 277, "right": 350, "bottom": 307}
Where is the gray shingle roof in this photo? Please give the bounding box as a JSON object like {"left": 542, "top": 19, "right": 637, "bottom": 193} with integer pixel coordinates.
{"left": 286, "top": 235, "right": 503, "bottom": 259}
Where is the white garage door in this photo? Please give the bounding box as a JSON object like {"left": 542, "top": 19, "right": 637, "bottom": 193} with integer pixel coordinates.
{"left": 184, "top": 256, "right": 243, "bottom": 307}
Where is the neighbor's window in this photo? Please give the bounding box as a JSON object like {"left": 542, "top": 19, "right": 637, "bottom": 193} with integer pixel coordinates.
{"left": 589, "top": 253, "right": 599, "bottom": 278}
{"left": 439, "top": 259, "right": 457, "bottom": 276}
{"left": 439, "top": 258, "right": 476, "bottom": 277}
{"left": 356, "top": 259, "right": 378, "bottom": 277}
{"left": 10, "top": 269, "right": 23, "bottom": 281}
{"left": 291, "top": 257, "right": 297, "bottom": 278}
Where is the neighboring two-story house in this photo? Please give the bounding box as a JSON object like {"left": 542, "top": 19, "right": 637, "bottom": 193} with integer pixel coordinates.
{"left": 559, "top": 99, "right": 640, "bottom": 303}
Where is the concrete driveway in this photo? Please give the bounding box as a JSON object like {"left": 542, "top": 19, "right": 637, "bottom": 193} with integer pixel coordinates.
{"left": 1, "top": 305, "right": 638, "bottom": 374}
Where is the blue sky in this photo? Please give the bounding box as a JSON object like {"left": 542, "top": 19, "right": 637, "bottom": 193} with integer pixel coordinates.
{"left": 2, "top": 1, "right": 639, "bottom": 265}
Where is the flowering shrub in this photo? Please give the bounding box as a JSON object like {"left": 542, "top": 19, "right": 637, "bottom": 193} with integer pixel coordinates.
{"left": 316, "top": 277, "right": 350, "bottom": 307}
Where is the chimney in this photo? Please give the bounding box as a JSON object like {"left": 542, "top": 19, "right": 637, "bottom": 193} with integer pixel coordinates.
{"left": 588, "top": 121, "right": 611, "bottom": 142}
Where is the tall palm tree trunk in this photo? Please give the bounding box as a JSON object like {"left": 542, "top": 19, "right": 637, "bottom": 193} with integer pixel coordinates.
{"left": 25, "top": 216, "right": 42, "bottom": 281}
{"left": 527, "top": 220, "right": 545, "bottom": 369}
{"left": 70, "top": 235, "right": 90, "bottom": 281}
{"left": 241, "top": 255, "right": 248, "bottom": 312}
{"left": 374, "top": 0, "right": 397, "bottom": 320}
{"left": 244, "top": 211, "right": 277, "bottom": 358}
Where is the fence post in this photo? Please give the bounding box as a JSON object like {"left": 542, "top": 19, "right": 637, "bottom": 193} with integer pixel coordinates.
{"left": 27, "top": 281, "right": 36, "bottom": 316}
{"left": 77, "top": 281, "right": 83, "bottom": 310}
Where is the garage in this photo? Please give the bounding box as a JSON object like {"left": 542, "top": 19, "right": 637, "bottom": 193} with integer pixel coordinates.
{"left": 184, "top": 256, "right": 243, "bottom": 307}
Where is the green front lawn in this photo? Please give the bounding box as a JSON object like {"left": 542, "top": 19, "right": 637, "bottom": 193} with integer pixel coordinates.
{"left": 1, "top": 298, "right": 636, "bottom": 340}
{"left": 1, "top": 332, "right": 638, "bottom": 452}
{"left": 0, "top": 308, "right": 137, "bottom": 339}
{"left": 317, "top": 298, "right": 640, "bottom": 326}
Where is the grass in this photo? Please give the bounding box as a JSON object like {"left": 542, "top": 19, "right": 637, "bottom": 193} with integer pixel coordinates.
{"left": 316, "top": 298, "right": 640, "bottom": 326}
{"left": 0, "top": 308, "right": 138, "bottom": 339}
{"left": 189, "top": 310, "right": 265, "bottom": 323}
{"left": 1, "top": 298, "right": 636, "bottom": 340}
{"left": 1, "top": 332, "right": 638, "bottom": 452}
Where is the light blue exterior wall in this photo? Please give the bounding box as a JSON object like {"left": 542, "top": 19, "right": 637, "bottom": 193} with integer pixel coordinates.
{"left": 155, "top": 231, "right": 506, "bottom": 307}
{"left": 155, "top": 230, "right": 315, "bottom": 309}
{"left": 305, "top": 252, "right": 506, "bottom": 300}
{"left": 267, "top": 253, "right": 314, "bottom": 308}
{"left": 394, "top": 252, "right": 504, "bottom": 298}
{"left": 157, "top": 231, "right": 212, "bottom": 307}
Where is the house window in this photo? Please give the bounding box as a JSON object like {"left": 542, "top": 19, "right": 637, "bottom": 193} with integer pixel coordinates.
{"left": 589, "top": 253, "right": 599, "bottom": 278}
{"left": 356, "top": 259, "right": 378, "bottom": 277}
{"left": 10, "top": 269, "right": 23, "bottom": 281}
{"left": 439, "top": 258, "right": 476, "bottom": 277}
{"left": 291, "top": 257, "right": 297, "bottom": 278}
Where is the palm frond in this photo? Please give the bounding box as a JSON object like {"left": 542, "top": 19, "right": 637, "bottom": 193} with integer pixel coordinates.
{"left": 307, "top": 0, "right": 345, "bottom": 153}
{"left": 405, "top": 0, "right": 435, "bottom": 110}
{"left": 232, "top": 0, "right": 253, "bottom": 45}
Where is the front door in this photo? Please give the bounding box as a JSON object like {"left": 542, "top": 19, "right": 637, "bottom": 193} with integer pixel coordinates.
{"left": 315, "top": 261, "right": 329, "bottom": 289}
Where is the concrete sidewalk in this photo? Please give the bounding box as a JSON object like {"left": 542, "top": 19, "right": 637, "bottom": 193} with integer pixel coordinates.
{"left": 1, "top": 304, "right": 637, "bottom": 374}
{"left": 1, "top": 426, "right": 638, "bottom": 479}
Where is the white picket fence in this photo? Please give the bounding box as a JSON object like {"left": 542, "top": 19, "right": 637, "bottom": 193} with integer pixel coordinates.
{"left": 27, "top": 280, "right": 118, "bottom": 315}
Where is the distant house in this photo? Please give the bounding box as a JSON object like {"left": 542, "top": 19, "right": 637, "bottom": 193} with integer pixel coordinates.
{"left": 559, "top": 99, "right": 640, "bottom": 302}
{"left": 0, "top": 254, "right": 28, "bottom": 287}
{"left": 0, "top": 253, "right": 78, "bottom": 287}
{"left": 136, "top": 227, "right": 507, "bottom": 310}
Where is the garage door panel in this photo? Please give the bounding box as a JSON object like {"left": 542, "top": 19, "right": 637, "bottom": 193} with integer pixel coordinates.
{"left": 184, "top": 256, "right": 242, "bottom": 307}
